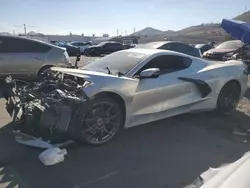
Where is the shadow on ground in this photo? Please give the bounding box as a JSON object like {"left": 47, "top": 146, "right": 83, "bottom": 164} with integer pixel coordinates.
{"left": 1, "top": 109, "right": 250, "bottom": 188}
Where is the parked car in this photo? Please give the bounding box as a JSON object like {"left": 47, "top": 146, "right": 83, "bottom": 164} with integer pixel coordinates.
{"left": 69, "top": 41, "right": 92, "bottom": 54}
{"left": 139, "top": 41, "right": 201, "bottom": 57}
{"left": 0, "top": 35, "right": 71, "bottom": 78}
{"left": 195, "top": 44, "right": 214, "bottom": 55}
{"left": 84, "top": 41, "right": 124, "bottom": 56}
{"left": 57, "top": 42, "right": 81, "bottom": 57}
{"left": 189, "top": 151, "right": 250, "bottom": 188}
{"left": 203, "top": 40, "right": 244, "bottom": 60}
{"left": 4, "top": 48, "right": 248, "bottom": 145}
{"left": 50, "top": 40, "right": 60, "bottom": 45}
{"left": 123, "top": 43, "right": 136, "bottom": 49}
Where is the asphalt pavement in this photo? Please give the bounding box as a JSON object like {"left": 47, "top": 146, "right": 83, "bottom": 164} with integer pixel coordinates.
{"left": 1, "top": 57, "right": 250, "bottom": 188}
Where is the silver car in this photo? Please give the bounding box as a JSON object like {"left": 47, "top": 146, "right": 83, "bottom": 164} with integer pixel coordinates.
{"left": 4, "top": 48, "right": 248, "bottom": 145}
{"left": 0, "top": 35, "right": 71, "bottom": 78}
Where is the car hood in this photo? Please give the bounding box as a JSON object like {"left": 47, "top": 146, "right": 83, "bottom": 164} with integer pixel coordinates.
{"left": 51, "top": 67, "right": 113, "bottom": 79}
{"left": 50, "top": 67, "right": 136, "bottom": 83}
{"left": 50, "top": 67, "right": 138, "bottom": 98}
{"left": 206, "top": 48, "right": 235, "bottom": 54}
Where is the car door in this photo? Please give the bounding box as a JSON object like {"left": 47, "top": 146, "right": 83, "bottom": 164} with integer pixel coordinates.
{"left": 130, "top": 55, "right": 200, "bottom": 125}
{"left": 102, "top": 43, "right": 113, "bottom": 54}
{"left": 111, "top": 43, "right": 123, "bottom": 52}
{"left": 1, "top": 37, "right": 48, "bottom": 77}
{"left": 76, "top": 42, "right": 86, "bottom": 53}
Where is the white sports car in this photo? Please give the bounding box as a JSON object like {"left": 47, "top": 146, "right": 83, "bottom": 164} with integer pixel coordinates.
{"left": 4, "top": 48, "right": 248, "bottom": 145}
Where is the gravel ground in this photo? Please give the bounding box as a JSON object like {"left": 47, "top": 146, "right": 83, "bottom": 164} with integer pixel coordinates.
{"left": 1, "top": 57, "right": 250, "bottom": 188}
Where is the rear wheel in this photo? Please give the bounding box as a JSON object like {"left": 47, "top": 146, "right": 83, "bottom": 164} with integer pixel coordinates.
{"left": 216, "top": 81, "right": 241, "bottom": 114}
{"left": 70, "top": 97, "right": 124, "bottom": 145}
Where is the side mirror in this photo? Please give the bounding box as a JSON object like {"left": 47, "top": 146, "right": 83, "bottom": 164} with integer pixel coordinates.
{"left": 140, "top": 68, "right": 160, "bottom": 78}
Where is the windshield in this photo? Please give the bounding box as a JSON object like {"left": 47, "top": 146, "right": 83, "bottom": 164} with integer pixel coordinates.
{"left": 138, "top": 42, "right": 165, "bottom": 49}
{"left": 216, "top": 40, "right": 244, "bottom": 49}
{"left": 96, "top": 42, "right": 107, "bottom": 47}
{"left": 195, "top": 44, "right": 205, "bottom": 48}
{"left": 83, "top": 51, "right": 150, "bottom": 75}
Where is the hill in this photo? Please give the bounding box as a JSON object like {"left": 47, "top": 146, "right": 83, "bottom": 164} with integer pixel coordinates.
{"left": 234, "top": 10, "right": 250, "bottom": 22}
{"left": 132, "top": 27, "right": 163, "bottom": 36}
{"left": 133, "top": 10, "right": 250, "bottom": 44}
{"left": 0, "top": 32, "right": 11, "bottom": 35}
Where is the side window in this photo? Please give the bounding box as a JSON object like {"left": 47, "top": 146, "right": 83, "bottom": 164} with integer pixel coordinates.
{"left": 160, "top": 43, "right": 174, "bottom": 50}
{"left": 162, "top": 43, "right": 201, "bottom": 57}
{"left": 78, "top": 42, "right": 84, "bottom": 46}
{"left": 72, "top": 42, "right": 79, "bottom": 46}
{"left": 171, "top": 43, "right": 187, "bottom": 54}
{"left": 103, "top": 43, "right": 111, "bottom": 48}
{"left": 185, "top": 45, "right": 200, "bottom": 57}
{"left": 0, "top": 37, "right": 51, "bottom": 53}
{"left": 112, "top": 43, "right": 122, "bottom": 48}
{"left": 137, "top": 55, "right": 192, "bottom": 75}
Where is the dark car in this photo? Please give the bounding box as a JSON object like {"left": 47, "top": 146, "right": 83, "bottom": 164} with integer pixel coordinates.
{"left": 123, "top": 43, "right": 136, "bottom": 49}
{"left": 195, "top": 44, "right": 214, "bottom": 54}
{"left": 139, "top": 41, "right": 201, "bottom": 58}
{"left": 85, "top": 42, "right": 124, "bottom": 56}
{"left": 203, "top": 40, "right": 244, "bottom": 60}
{"left": 57, "top": 43, "right": 81, "bottom": 57}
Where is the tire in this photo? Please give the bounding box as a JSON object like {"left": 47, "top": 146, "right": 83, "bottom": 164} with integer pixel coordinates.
{"left": 216, "top": 81, "right": 241, "bottom": 114}
{"left": 70, "top": 96, "right": 124, "bottom": 145}
{"left": 83, "top": 49, "right": 89, "bottom": 56}
{"left": 38, "top": 66, "right": 52, "bottom": 76}
{"left": 91, "top": 49, "right": 100, "bottom": 56}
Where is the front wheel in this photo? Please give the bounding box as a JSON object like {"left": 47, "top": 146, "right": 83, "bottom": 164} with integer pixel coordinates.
{"left": 37, "top": 66, "right": 52, "bottom": 77}
{"left": 70, "top": 97, "right": 124, "bottom": 145}
{"left": 216, "top": 81, "right": 241, "bottom": 114}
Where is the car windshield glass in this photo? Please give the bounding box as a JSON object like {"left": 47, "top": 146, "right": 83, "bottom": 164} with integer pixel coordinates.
{"left": 83, "top": 51, "right": 150, "bottom": 75}
{"left": 195, "top": 44, "right": 205, "bottom": 48}
{"left": 138, "top": 42, "right": 165, "bottom": 49}
{"left": 216, "top": 40, "right": 244, "bottom": 49}
{"left": 96, "top": 42, "right": 107, "bottom": 47}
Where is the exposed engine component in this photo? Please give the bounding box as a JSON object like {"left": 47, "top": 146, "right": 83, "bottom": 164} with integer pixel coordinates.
{"left": 4, "top": 69, "right": 89, "bottom": 143}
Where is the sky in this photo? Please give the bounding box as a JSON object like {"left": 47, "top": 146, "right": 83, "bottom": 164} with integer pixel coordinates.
{"left": 0, "top": 0, "right": 249, "bottom": 36}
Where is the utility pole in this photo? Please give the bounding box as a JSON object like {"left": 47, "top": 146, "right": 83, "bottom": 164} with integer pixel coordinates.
{"left": 117, "top": 29, "right": 119, "bottom": 36}
{"left": 14, "top": 24, "right": 36, "bottom": 35}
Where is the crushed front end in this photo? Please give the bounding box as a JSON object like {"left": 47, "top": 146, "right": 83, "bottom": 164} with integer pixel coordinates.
{"left": 3, "top": 70, "right": 89, "bottom": 143}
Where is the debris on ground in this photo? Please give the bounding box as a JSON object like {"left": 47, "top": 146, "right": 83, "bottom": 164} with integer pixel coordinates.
{"left": 14, "top": 131, "right": 73, "bottom": 166}
{"left": 38, "top": 148, "right": 67, "bottom": 166}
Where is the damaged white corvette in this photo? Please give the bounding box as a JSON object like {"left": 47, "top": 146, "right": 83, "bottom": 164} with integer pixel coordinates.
{"left": 3, "top": 48, "right": 248, "bottom": 145}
